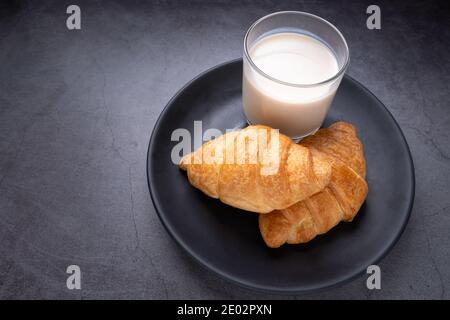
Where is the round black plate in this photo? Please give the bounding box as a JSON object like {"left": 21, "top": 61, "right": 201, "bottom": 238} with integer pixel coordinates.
{"left": 147, "top": 59, "right": 415, "bottom": 293}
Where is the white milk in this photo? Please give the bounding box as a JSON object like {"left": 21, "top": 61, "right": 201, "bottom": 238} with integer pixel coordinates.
{"left": 243, "top": 32, "right": 340, "bottom": 138}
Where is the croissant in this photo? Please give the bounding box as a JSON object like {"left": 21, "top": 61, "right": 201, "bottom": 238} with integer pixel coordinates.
{"left": 179, "top": 125, "right": 331, "bottom": 213}
{"left": 259, "top": 122, "right": 368, "bottom": 247}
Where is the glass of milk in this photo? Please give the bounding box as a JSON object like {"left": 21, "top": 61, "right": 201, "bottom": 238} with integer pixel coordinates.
{"left": 243, "top": 11, "right": 349, "bottom": 140}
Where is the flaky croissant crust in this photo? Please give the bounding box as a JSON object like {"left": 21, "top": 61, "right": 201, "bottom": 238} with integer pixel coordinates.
{"left": 259, "top": 122, "right": 368, "bottom": 247}
{"left": 180, "top": 125, "right": 331, "bottom": 213}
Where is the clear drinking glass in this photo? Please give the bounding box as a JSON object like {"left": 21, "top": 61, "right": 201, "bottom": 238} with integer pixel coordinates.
{"left": 243, "top": 11, "right": 350, "bottom": 140}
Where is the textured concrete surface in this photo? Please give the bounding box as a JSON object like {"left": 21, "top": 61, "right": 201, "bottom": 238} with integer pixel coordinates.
{"left": 0, "top": 0, "right": 449, "bottom": 299}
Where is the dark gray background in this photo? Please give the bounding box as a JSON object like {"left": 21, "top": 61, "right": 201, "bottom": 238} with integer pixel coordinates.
{"left": 0, "top": 0, "right": 449, "bottom": 299}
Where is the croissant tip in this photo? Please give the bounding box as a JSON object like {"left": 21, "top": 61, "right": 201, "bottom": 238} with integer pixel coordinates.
{"left": 179, "top": 154, "right": 190, "bottom": 171}
{"left": 330, "top": 121, "right": 356, "bottom": 133}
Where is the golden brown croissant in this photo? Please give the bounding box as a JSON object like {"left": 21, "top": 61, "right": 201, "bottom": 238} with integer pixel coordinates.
{"left": 179, "top": 125, "right": 332, "bottom": 213}
{"left": 259, "top": 122, "right": 368, "bottom": 247}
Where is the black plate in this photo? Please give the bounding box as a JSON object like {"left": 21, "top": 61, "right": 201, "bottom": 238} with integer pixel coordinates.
{"left": 147, "top": 59, "right": 415, "bottom": 293}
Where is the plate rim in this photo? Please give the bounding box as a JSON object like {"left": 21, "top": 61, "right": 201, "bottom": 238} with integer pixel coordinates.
{"left": 146, "top": 58, "right": 416, "bottom": 294}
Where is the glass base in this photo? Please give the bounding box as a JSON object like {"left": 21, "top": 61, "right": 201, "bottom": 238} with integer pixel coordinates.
{"left": 291, "top": 127, "right": 320, "bottom": 143}
{"left": 245, "top": 119, "right": 320, "bottom": 143}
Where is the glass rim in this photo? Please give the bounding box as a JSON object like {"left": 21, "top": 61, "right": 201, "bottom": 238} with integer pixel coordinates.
{"left": 243, "top": 11, "right": 350, "bottom": 88}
